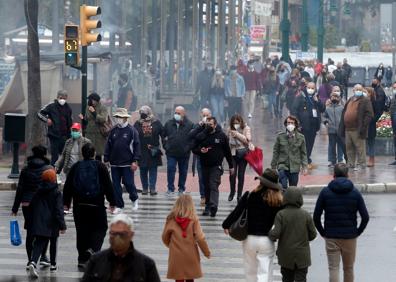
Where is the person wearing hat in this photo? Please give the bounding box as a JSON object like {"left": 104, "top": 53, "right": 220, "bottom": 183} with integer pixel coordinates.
{"left": 104, "top": 108, "right": 141, "bottom": 214}
{"left": 271, "top": 115, "right": 308, "bottom": 189}
{"left": 222, "top": 168, "right": 283, "bottom": 282}
{"left": 55, "top": 122, "right": 91, "bottom": 175}
{"left": 79, "top": 92, "right": 109, "bottom": 161}
{"left": 38, "top": 90, "right": 73, "bottom": 166}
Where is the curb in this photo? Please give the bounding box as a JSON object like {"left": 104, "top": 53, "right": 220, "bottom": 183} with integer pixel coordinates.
{"left": 1, "top": 181, "right": 396, "bottom": 194}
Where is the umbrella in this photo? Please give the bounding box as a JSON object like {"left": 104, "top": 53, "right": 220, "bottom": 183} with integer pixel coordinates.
{"left": 244, "top": 147, "right": 263, "bottom": 175}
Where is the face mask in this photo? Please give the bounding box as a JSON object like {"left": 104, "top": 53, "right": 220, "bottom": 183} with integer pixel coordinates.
{"left": 331, "top": 99, "right": 339, "bottom": 104}
{"left": 202, "top": 116, "right": 207, "bottom": 123}
{"left": 174, "top": 114, "right": 182, "bottom": 122}
{"left": 116, "top": 118, "right": 125, "bottom": 125}
{"left": 307, "top": 89, "right": 315, "bottom": 95}
{"left": 371, "top": 83, "right": 377, "bottom": 88}
{"left": 248, "top": 65, "right": 254, "bottom": 70}
{"left": 393, "top": 89, "right": 396, "bottom": 95}
{"left": 286, "top": 124, "right": 295, "bottom": 132}
{"left": 140, "top": 113, "right": 148, "bottom": 120}
{"left": 354, "top": 91, "right": 363, "bottom": 97}
{"left": 110, "top": 235, "right": 130, "bottom": 255}
{"left": 207, "top": 66, "right": 213, "bottom": 71}
{"left": 88, "top": 99, "right": 93, "bottom": 107}
{"left": 333, "top": 91, "right": 341, "bottom": 96}
{"left": 71, "top": 131, "right": 81, "bottom": 139}
{"left": 234, "top": 124, "right": 240, "bottom": 130}
{"left": 58, "top": 99, "right": 66, "bottom": 106}
{"left": 230, "top": 70, "right": 236, "bottom": 75}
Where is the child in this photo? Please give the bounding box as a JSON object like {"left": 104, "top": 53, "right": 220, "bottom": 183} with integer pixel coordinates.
{"left": 324, "top": 90, "right": 345, "bottom": 167}
{"left": 27, "top": 168, "right": 66, "bottom": 278}
{"left": 162, "top": 194, "right": 211, "bottom": 282}
{"left": 269, "top": 187, "right": 317, "bottom": 282}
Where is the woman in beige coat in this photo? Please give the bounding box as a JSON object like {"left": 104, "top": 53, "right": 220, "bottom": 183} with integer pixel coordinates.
{"left": 162, "top": 194, "right": 211, "bottom": 282}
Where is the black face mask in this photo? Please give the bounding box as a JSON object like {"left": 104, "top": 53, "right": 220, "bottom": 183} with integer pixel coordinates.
{"left": 331, "top": 99, "right": 338, "bottom": 104}
{"left": 140, "top": 113, "right": 148, "bottom": 120}
{"left": 371, "top": 83, "right": 377, "bottom": 88}
{"left": 88, "top": 99, "right": 93, "bottom": 106}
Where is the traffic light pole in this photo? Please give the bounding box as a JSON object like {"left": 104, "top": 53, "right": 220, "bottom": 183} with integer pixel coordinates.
{"left": 301, "top": 0, "right": 309, "bottom": 52}
{"left": 317, "top": 0, "right": 324, "bottom": 63}
{"left": 81, "top": 46, "right": 87, "bottom": 115}
{"left": 280, "top": 0, "right": 291, "bottom": 63}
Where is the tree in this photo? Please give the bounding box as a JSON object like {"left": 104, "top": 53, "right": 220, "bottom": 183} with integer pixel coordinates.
{"left": 24, "top": 0, "right": 45, "bottom": 147}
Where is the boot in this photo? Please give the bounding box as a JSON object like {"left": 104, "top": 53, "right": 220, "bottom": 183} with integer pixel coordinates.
{"left": 367, "top": 157, "right": 374, "bottom": 167}
{"left": 228, "top": 191, "right": 235, "bottom": 202}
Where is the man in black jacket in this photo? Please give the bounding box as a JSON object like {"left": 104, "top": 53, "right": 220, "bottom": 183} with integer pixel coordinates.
{"left": 196, "top": 63, "right": 215, "bottom": 108}
{"left": 313, "top": 163, "right": 369, "bottom": 282}
{"left": 162, "top": 106, "right": 194, "bottom": 195}
{"left": 193, "top": 117, "right": 234, "bottom": 217}
{"left": 37, "top": 90, "right": 73, "bottom": 165}
{"left": 82, "top": 214, "right": 160, "bottom": 282}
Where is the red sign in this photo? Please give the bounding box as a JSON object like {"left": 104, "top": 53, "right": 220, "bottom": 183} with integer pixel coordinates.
{"left": 250, "top": 25, "right": 266, "bottom": 45}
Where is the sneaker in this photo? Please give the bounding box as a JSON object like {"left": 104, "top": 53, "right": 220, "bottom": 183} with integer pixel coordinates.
{"left": 77, "top": 261, "right": 87, "bottom": 269}
{"left": 200, "top": 198, "right": 206, "bottom": 206}
{"left": 166, "top": 191, "right": 175, "bottom": 197}
{"left": 210, "top": 207, "right": 218, "bottom": 218}
{"left": 50, "top": 265, "right": 57, "bottom": 272}
{"left": 26, "top": 262, "right": 30, "bottom": 270}
{"left": 142, "top": 190, "right": 149, "bottom": 195}
{"left": 248, "top": 113, "right": 252, "bottom": 119}
{"left": 178, "top": 191, "right": 184, "bottom": 196}
{"left": 64, "top": 209, "right": 72, "bottom": 215}
{"left": 353, "top": 166, "right": 360, "bottom": 172}
{"left": 150, "top": 191, "right": 158, "bottom": 196}
{"left": 112, "top": 207, "right": 123, "bottom": 215}
{"left": 28, "top": 262, "right": 39, "bottom": 278}
{"left": 328, "top": 162, "right": 335, "bottom": 167}
{"left": 40, "top": 256, "right": 50, "bottom": 267}
{"left": 132, "top": 200, "right": 139, "bottom": 211}
{"left": 202, "top": 209, "right": 209, "bottom": 216}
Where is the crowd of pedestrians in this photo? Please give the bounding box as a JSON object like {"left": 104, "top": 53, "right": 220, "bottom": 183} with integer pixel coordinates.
{"left": 13, "top": 53, "right": 396, "bottom": 281}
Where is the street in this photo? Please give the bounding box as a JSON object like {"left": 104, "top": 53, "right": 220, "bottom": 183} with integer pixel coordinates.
{"left": 0, "top": 191, "right": 395, "bottom": 281}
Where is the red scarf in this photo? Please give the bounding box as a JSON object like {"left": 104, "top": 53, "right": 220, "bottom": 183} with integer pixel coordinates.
{"left": 175, "top": 217, "right": 191, "bottom": 238}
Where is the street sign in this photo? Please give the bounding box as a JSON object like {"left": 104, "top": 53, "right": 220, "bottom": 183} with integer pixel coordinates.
{"left": 253, "top": 2, "right": 272, "bottom": 17}
{"left": 295, "top": 51, "right": 317, "bottom": 61}
{"left": 250, "top": 25, "right": 266, "bottom": 45}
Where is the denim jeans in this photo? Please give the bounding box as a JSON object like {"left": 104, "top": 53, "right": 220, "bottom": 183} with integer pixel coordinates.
{"left": 366, "top": 137, "right": 376, "bottom": 157}
{"left": 139, "top": 166, "right": 158, "bottom": 192}
{"left": 268, "top": 93, "right": 278, "bottom": 116}
{"left": 210, "top": 94, "right": 225, "bottom": 123}
{"left": 196, "top": 156, "right": 205, "bottom": 198}
{"left": 111, "top": 166, "right": 138, "bottom": 208}
{"left": 167, "top": 156, "right": 190, "bottom": 192}
{"left": 328, "top": 133, "right": 345, "bottom": 164}
{"left": 279, "top": 169, "right": 299, "bottom": 189}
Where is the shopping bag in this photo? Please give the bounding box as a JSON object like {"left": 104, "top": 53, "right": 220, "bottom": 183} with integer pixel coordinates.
{"left": 244, "top": 147, "right": 263, "bottom": 175}
{"left": 10, "top": 219, "right": 22, "bottom": 246}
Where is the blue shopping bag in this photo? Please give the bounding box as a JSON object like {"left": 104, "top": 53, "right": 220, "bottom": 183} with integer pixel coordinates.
{"left": 10, "top": 219, "right": 22, "bottom": 246}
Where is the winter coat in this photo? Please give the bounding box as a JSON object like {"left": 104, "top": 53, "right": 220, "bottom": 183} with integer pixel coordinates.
{"left": 339, "top": 96, "right": 374, "bottom": 139}
{"left": 318, "top": 83, "right": 333, "bottom": 104}
{"left": 134, "top": 119, "right": 163, "bottom": 168}
{"left": 196, "top": 69, "right": 215, "bottom": 103}
{"left": 227, "top": 125, "right": 251, "bottom": 156}
{"left": 162, "top": 117, "right": 194, "bottom": 158}
{"left": 83, "top": 102, "right": 108, "bottom": 156}
{"left": 209, "top": 85, "right": 225, "bottom": 98}
{"left": 225, "top": 74, "right": 246, "bottom": 98}
{"left": 271, "top": 131, "right": 308, "bottom": 173}
{"left": 333, "top": 68, "right": 346, "bottom": 86}
{"left": 222, "top": 190, "right": 282, "bottom": 236}
{"left": 192, "top": 125, "right": 233, "bottom": 168}
{"left": 268, "top": 188, "right": 317, "bottom": 270}
{"left": 162, "top": 217, "right": 210, "bottom": 280}
{"left": 342, "top": 63, "right": 352, "bottom": 82}
{"left": 104, "top": 124, "right": 141, "bottom": 166}
{"left": 242, "top": 70, "right": 261, "bottom": 91}
{"left": 12, "top": 156, "right": 52, "bottom": 214}
{"left": 82, "top": 243, "right": 161, "bottom": 282}
{"left": 324, "top": 103, "right": 344, "bottom": 134}
{"left": 374, "top": 66, "right": 385, "bottom": 80}
{"left": 292, "top": 92, "right": 325, "bottom": 132}
{"left": 37, "top": 100, "right": 73, "bottom": 139}
{"left": 28, "top": 182, "right": 66, "bottom": 238}
{"left": 313, "top": 177, "right": 369, "bottom": 239}
{"left": 55, "top": 137, "right": 91, "bottom": 174}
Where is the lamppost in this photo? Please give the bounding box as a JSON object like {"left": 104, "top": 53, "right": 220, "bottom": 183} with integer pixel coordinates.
{"left": 301, "top": 0, "right": 309, "bottom": 51}
{"left": 317, "top": 0, "right": 325, "bottom": 63}
{"left": 280, "top": 0, "right": 291, "bottom": 62}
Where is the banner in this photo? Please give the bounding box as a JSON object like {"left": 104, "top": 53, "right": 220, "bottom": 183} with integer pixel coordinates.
{"left": 254, "top": 2, "right": 272, "bottom": 17}
{"left": 250, "top": 25, "right": 266, "bottom": 45}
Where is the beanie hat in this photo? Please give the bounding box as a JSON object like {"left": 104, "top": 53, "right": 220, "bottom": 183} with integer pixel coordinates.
{"left": 32, "top": 145, "right": 47, "bottom": 158}
{"left": 42, "top": 169, "right": 57, "bottom": 183}
{"left": 88, "top": 92, "right": 101, "bottom": 102}
{"left": 254, "top": 168, "right": 281, "bottom": 191}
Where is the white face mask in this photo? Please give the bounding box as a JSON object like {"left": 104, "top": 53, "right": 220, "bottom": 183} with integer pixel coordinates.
{"left": 286, "top": 124, "right": 295, "bottom": 132}
{"left": 333, "top": 91, "right": 341, "bottom": 96}
{"left": 393, "top": 89, "right": 396, "bottom": 95}
{"left": 307, "top": 89, "right": 315, "bottom": 95}
{"left": 234, "top": 124, "right": 240, "bottom": 130}
{"left": 58, "top": 99, "right": 66, "bottom": 106}
{"left": 202, "top": 116, "right": 207, "bottom": 123}
{"left": 116, "top": 118, "right": 125, "bottom": 126}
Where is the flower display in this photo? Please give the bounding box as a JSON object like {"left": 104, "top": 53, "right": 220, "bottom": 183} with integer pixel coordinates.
{"left": 376, "top": 113, "right": 393, "bottom": 138}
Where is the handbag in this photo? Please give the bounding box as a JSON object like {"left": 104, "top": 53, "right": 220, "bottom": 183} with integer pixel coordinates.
{"left": 10, "top": 219, "right": 22, "bottom": 246}
{"left": 149, "top": 146, "right": 162, "bottom": 157}
{"left": 235, "top": 147, "right": 249, "bottom": 160}
{"left": 98, "top": 115, "right": 113, "bottom": 137}
{"left": 229, "top": 193, "right": 249, "bottom": 241}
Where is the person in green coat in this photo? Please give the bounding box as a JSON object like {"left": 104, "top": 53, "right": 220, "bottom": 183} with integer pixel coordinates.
{"left": 271, "top": 115, "right": 308, "bottom": 189}
{"left": 79, "top": 93, "right": 109, "bottom": 161}
{"left": 269, "top": 187, "right": 317, "bottom": 282}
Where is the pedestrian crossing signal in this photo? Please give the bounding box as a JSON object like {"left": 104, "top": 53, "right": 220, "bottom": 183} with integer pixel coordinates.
{"left": 64, "top": 25, "right": 80, "bottom": 66}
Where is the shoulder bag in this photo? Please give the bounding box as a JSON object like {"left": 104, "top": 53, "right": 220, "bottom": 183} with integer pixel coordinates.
{"left": 229, "top": 193, "right": 249, "bottom": 241}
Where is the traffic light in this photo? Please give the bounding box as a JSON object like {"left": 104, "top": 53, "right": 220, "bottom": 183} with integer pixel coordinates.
{"left": 80, "top": 5, "right": 102, "bottom": 46}
{"left": 64, "top": 24, "right": 80, "bottom": 66}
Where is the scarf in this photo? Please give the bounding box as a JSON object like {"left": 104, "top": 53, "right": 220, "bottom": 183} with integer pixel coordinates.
{"left": 175, "top": 217, "right": 191, "bottom": 238}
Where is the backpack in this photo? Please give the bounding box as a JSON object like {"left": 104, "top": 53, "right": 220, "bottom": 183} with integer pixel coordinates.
{"left": 73, "top": 160, "right": 101, "bottom": 198}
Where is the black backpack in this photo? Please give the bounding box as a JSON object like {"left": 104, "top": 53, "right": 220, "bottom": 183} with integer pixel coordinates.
{"left": 73, "top": 160, "right": 101, "bottom": 198}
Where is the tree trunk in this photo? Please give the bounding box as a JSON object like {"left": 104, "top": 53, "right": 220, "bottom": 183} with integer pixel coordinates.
{"left": 24, "top": 0, "right": 45, "bottom": 149}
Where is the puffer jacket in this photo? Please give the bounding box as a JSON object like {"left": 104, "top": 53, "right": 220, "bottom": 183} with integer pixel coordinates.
{"left": 12, "top": 156, "right": 52, "bottom": 214}
{"left": 313, "top": 177, "right": 369, "bottom": 239}
{"left": 269, "top": 188, "right": 317, "bottom": 270}
{"left": 324, "top": 103, "right": 344, "bottom": 134}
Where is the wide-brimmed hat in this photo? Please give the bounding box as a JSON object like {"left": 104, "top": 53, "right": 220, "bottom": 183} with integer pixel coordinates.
{"left": 254, "top": 168, "right": 282, "bottom": 191}
{"left": 113, "top": 108, "right": 131, "bottom": 118}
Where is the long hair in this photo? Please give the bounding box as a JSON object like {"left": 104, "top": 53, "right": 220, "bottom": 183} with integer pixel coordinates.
{"left": 364, "top": 87, "right": 376, "bottom": 101}
{"left": 167, "top": 194, "right": 198, "bottom": 221}
{"left": 229, "top": 114, "right": 246, "bottom": 130}
{"left": 211, "top": 72, "right": 224, "bottom": 88}
{"left": 254, "top": 185, "right": 283, "bottom": 208}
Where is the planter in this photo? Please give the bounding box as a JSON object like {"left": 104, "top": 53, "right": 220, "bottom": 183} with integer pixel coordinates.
{"left": 374, "top": 137, "right": 395, "bottom": 156}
